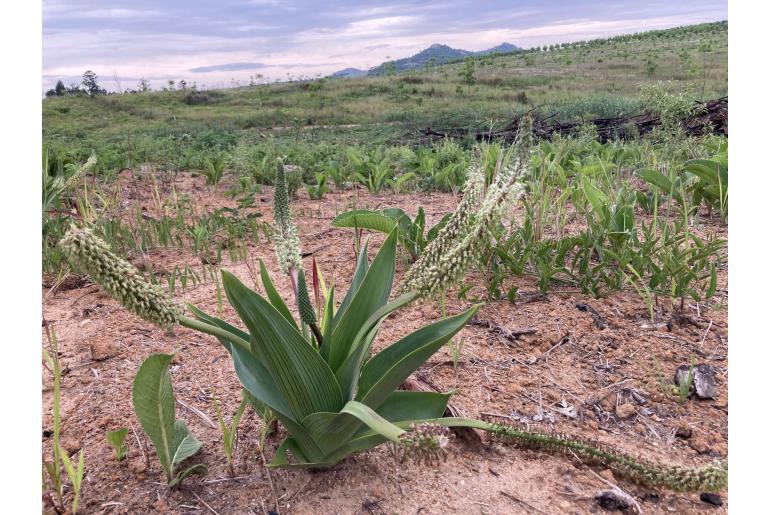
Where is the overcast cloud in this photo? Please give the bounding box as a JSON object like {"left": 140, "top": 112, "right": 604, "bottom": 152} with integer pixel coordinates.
{"left": 43, "top": 0, "right": 727, "bottom": 92}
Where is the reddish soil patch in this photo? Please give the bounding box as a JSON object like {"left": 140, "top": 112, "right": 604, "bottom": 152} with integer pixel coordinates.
{"left": 42, "top": 172, "right": 728, "bottom": 514}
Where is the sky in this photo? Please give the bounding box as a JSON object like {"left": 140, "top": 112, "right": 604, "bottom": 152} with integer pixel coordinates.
{"left": 42, "top": 0, "right": 727, "bottom": 93}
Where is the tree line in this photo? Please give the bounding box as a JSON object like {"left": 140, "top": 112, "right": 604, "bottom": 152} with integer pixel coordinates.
{"left": 45, "top": 70, "right": 195, "bottom": 97}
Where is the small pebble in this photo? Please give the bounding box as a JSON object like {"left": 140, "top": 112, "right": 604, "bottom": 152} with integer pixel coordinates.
{"left": 700, "top": 493, "right": 723, "bottom": 506}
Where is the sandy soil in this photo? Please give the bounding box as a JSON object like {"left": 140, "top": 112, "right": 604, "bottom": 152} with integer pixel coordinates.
{"left": 42, "top": 171, "right": 728, "bottom": 514}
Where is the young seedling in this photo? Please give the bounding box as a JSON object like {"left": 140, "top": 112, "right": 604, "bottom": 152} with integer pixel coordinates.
{"left": 43, "top": 324, "right": 86, "bottom": 514}
{"left": 213, "top": 391, "right": 248, "bottom": 476}
{"left": 131, "top": 353, "right": 207, "bottom": 488}
{"left": 674, "top": 358, "right": 696, "bottom": 403}
{"left": 106, "top": 428, "right": 129, "bottom": 461}
{"left": 448, "top": 337, "right": 465, "bottom": 370}
{"left": 60, "top": 449, "right": 85, "bottom": 514}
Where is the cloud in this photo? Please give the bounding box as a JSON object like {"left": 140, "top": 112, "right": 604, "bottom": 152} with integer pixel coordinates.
{"left": 293, "top": 15, "right": 422, "bottom": 42}
{"left": 42, "top": 0, "right": 727, "bottom": 93}
{"left": 190, "top": 62, "right": 266, "bottom": 72}
{"left": 78, "top": 8, "right": 163, "bottom": 19}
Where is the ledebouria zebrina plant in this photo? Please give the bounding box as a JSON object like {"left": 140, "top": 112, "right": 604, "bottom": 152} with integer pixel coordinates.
{"left": 58, "top": 123, "right": 726, "bottom": 492}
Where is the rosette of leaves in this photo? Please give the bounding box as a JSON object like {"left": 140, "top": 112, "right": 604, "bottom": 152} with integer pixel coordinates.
{"left": 188, "top": 228, "right": 482, "bottom": 467}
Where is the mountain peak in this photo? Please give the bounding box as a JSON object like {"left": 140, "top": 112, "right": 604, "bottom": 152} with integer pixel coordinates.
{"left": 330, "top": 42, "right": 521, "bottom": 78}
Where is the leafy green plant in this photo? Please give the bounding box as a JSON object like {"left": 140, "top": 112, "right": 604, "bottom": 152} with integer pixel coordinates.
{"left": 307, "top": 172, "right": 330, "bottom": 200}
{"left": 106, "top": 428, "right": 129, "bottom": 461}
{"left": 131, "top": 353, "right": 207, "bottom": 487}
{"left": 682, "top": 143, "right": 727, "bottom": 219}
{"left": 448, "top": 337, "right": 465, "bottom": 370}
{"left": 189, "top": 229, "right": 482, "bottom": 467}
{"left": 332, "top": 206, "right": 449, "bottom": 262}
{"left": 61, "top": 449, "right": 86, "bottom": 514}
{"left": 213, "top": 391, "right": 248, "bottom": 476}
{"left": 355, "top": 160, "right": 392, "bottom": 194}
{"left": 204, "top": 154, "right": 227, "bottom": 186}
{"left": 324, "top": 160, "right": 348, "bottom": 190}
{"left": 675, "top": 359, "right": 696, "bottom": 403}
{"left": 388, "top": 172, "right": 416, "bottom": 194}
{"left": 42, "top": 150, "right": 98, "bottom": 276}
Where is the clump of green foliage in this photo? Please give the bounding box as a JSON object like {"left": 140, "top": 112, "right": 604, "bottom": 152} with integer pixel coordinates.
{"left": 106, "top": 428, "right": 129, "bottom": 461}
{"left": 332, "top": 206, "right": 449, "bottom": 262}
{"left": 213, "top": 391, "right": 248, "bottom": 476}
{"left": 131, "top": 353, "right": 207, "bottom": 487}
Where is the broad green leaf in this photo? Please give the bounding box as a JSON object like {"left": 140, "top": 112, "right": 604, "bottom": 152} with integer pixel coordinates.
{"left": 272, "top": 410, "right": 326, "bottom": 462}
{"left": 683, "top": 159, "right": 721, "bottom": 186}
{"left": 229, "top": 343, "right": 294, "bottom": 420}
{"left": 340, "top": 400, "right": 405, "bottom": 441}
{"left": 171, "top": 420, "right": 202, "bottom": 467}
{"left": 358, "top": 305, "right": 480, "bottom": 408}
{"left": 413, "top": 206, "right": 426, "bottom": 249}
{"left": 329, "top": 239, "right": 370, "bottom": 340}
{"left": 707, "top": 264, "right": 718, "bottom": 299}
{"left": 188, "top": 304, "right": 249, "bottom": 342}
{"left": 374, "top": 391, "right": 450, "bottom": 423}
{"left": 334, "top": 291, "right": 419, "bottom": 400}
{"left": 302, "top": 398, "right": 416, "bottom": 457}
{"left": 333, "top": 209, "right": 398, "bottom": 233}
{"left": 131, "top": 353, "right": 177, "bottom": 479}
{"left": 636, "top": 168, "right": 673, "bottom": 193}
{"left": 581, "top": 177, "right": 608, "bottom": 213}
{"left": 328, "top": 229, "right": 398, "bottom": 371}
{"left": 188, "top": 305, "right": 293, "bottom": 419}
{"left": 301, "top": 411, "right": 362, "bottom": 454}
{"left": 258, "top": 260, "right": 298, "bottom": 330}
{"left": 335, "top": 321, "right": 382, "bottom": 402}
{"left": 320, "top": 286, "right": 335, "bottom": 343}
{"left": 222, "top": 271, "right": 343, "bottom": 419}
{"left": 269, "top": 437, "right": 336, "bottom": 469}
{"left": 327, "top": 416, "right": 493, "bottom": 468}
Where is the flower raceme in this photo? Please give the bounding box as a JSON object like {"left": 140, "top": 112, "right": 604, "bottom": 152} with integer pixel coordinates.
{"left": 272, "top": 162, "right": 302, "bottom": 276}
{"left": 60, "top": 225, "right": 181, "bottom": 329}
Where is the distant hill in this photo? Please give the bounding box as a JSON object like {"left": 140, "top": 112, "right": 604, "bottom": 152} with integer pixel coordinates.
{"left": 479, "top": 43, "right": 520, "bottom": 55}
{"left": 329, "top": 42, "right": 521, "bottom": 78}
{"left": 329, "top": 68, "right": 366, "bottom": 78}
{"left": 366, "top": 42, "right": 520, "bottom": 76}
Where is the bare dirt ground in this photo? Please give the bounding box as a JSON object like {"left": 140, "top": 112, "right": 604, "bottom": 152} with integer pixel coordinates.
{"left": 42, "top": 171, "right": 728, "bottom": 514}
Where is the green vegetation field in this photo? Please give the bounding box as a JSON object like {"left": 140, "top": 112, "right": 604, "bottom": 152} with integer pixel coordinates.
{"left": 43, "top": 21, "right": 726, "bottom": 171}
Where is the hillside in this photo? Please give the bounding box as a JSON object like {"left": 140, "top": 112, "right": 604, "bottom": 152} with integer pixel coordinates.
{"left": 43, "top": 21, "right": 727, "bottom": 172}
{"left": 329, "top": 67, "right": 366, "bottom": 78}
{"left": 365, "top": 42, "right": 521, "bottom": 76}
